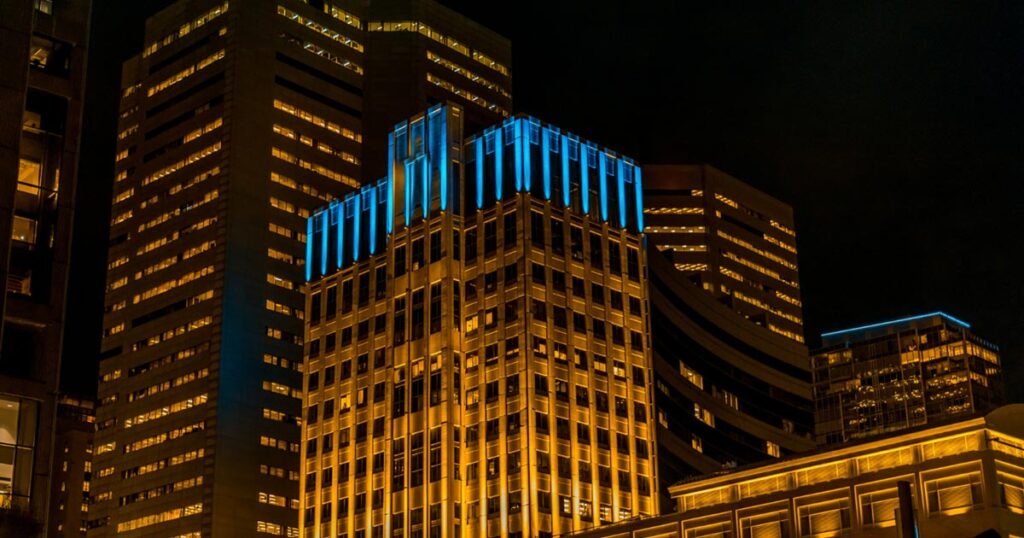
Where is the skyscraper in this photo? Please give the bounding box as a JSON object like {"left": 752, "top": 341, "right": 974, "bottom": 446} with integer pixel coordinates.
{"left": 642, "top": 165, "right": 814, "bottom": 510}
{"left": 302, "top": 104, "right": 655, "bottom": 537}
{"left": 48, "top": 396, "right": 95, "bottom": 538}
{"left": 643, "top": 164, "right": 804, "bottom": 343}
{"left": 91, "top": 1, "right": 510, "bottom": 535}
{"left": 813, "top": 312, "right": 1003, "bottom": 445}
{"left": 0, "top": 0, "right": 90, "bottom": 528}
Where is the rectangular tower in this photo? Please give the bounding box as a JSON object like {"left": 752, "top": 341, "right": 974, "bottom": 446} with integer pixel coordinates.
{"left": 813, "top": 312, "right": 1003, "bottom": 445}
{"left": 302, "top": 104, "right": 656, "bottom": 538}
{"left": 91, "top": 1, "right": 510, "bottom": 536}
{"left": 643, "top": 164, "right": 804, "bottom": 343}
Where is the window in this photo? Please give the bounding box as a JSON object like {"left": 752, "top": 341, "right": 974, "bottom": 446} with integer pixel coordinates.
{"left": 570, "top": 226, "right": 584, "bottom": 261}
{"left": 590, "top": 233, "right": 603, "bottom": 267}
{"left": 608, "top": 240, "right": 621, "bottom": 274}
{"left": 550, "top": 219, "right": 564, "bottom": 256}
{"left": 530, "top": 211, "right": 545, "bottom": 246}
{"left": 412, "top": 238, "right": 424, "bottom": 269}
{"left": 430, "top": 230, "right": 442, "bottom": 262}
{"left": 627, "top": 247, "right": 640, "bottom": 281}
{"left": 925, "top": 472, "right": 983, "bottom": 515}
{"left": 429, "top": 283, "right": 442, "bottom": 334}
{"left": 484, "top": 220, "right": 497, "bottom": 256}
{"left": 504, "top": 212, "right": 517, "bottom": 247}
{"left": 531, "top": 263, "right": 545, "bottom": 285}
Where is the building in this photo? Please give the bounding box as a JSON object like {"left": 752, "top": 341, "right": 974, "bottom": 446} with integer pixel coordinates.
{"left": 646, "top": 251, "right": 815, "bottom": 512}
{"left": 48, "top": 396, "right": 95, "bottom": 538}
{"left": 813, "top": 312, "right": 1003, "bottom": 446}
{"left": 91, "top": 1, "right": 510, "bottom": 535}
{"left": 0, "top": 0, "right": 90, "bottom": 530}
{"left": 567, "top": 404, "right": 1024, "bottom": 538}
{"left": 642, "top": 165, "right": 815, "bottom": 511}
{"left": 643, "top": 164, "right": 804, "bottom": 344}
{"left": 301, "top": 104, "right": 654, "bottom": 538}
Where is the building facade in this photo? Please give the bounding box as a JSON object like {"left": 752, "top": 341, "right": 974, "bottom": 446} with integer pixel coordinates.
{"left": 91, "top": 1, "right": 510, "bottom": 535}
{"left": 569, "top": 404, "right": 1024, "bottom": 538}
{"left": 813, "top": 312, "right": 1003, "bottom": 446}
{"left": 48, "top": 396, "right": 95, "bottom": 538}
{"left": 0, "top": 0, "right": 90, "bottom": 529}
{"left": 646, "top": 251, "right": 815, "bottom": 512}
{"left": 642, "top": 165, "right": 814, "bottom": 511}
{"left": 643, "top": 164, "right": 804, "bottom": 344}
{"left": 301, "top": 104, "right": 655, "bottom": 538}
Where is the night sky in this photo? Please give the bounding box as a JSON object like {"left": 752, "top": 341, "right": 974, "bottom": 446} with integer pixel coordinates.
{"left": 64, "top": 1, "right": 1024, "bottom": 400}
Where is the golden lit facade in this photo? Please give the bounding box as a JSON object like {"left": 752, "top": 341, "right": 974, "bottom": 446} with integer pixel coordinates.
{"left": 93, "top": 1, "right": 510, "bottom": 536}
{"left": 643, "top": 165, "right": 804, "bottom": 344}
{"left": 302, "top": 105, "right": 656, "bottom": 538}
{"left": 573, "top": 404, "right": 1024, "bottom": 538}
{"left": 813, "top": 312, "right": 1003, "bottom": 446}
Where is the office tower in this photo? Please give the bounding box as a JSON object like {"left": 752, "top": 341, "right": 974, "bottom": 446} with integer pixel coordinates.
{"left": 813, "top": 312, "right": 1003, "bottom": 445}
{"left": 642, "top": 165, "right": 814, "bottom": 511}
{"left": 302, "top": 104, "right": 654, "bottom": 538}
{"left": 646, "top": 251, "right": 815, "bottom": 511}
{"left": 572, "top": 404, "right": 1024, "bottom": 538}
{"left": 0, "top": 0, "right": 90, "bottom": 529}
{"left": 48, "top": 396, "right": 95, "bottom": 538}
{"left": 91, "top": 1, "right": 510, "bottom": 536}
{"left": 643, "top": 164, "right": 804, "bottom": 343}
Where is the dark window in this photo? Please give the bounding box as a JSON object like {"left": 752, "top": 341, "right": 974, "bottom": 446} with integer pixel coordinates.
{"left": 430, "top": 231, "right": 442, "bottom": 263}
{"left": 503, "top": 212, "right": 517, "bottom": 247}
{"left": 412, "top": 238, "right": 425, "bottom": 270}
{"left": 531, "top": 263, "right": 545, "bottom": 285}
{"left": 411, "top": 289, "right": 424, "bottom": 340}
{"left": 310, "top": 292, "right": 322, "bottom": 325}
{"left": 393, "top": 296, "right": 406, "bottom": 345}
{"left": 375, "top": 266, "right": 387, "bottom": 299}
{"left": 590, "top": 233, "right": 603, "bottom": 267}
{"left": 627, "top": 247, "right": 640, "bottom": 281}
{"left": 550, "top": 219, "right": 564, "bottom": 256}
{"left": 358, "top": 272, "right": 370, "bottom": 306}
{"left": 484, "top": 220, "right": 497, "bottom": 256}
{"left": 465, "top": 228, "right": 477, "bottom": 262}
{"left": 325, "top": 286, "right": 337, "bottom": 319}
{"left": 429, "top": 283, "right": 442, "bottom": 334}
{"left": 342, "top": 280, "right": 353, "bottom": 313}
{"left": 608, "top": 240, "right": 621, "bottom": 275}
{"left": 570, "top": 226, "right": 584, "bottom": 261}
{"left": 530, "top": 211, "right": 545, "bottom": 247}
{"left": 591, "top": 283, "right": 605, "bottom": 305}
{"left": 395, "top": 246, "right": 407, "bottom": 277}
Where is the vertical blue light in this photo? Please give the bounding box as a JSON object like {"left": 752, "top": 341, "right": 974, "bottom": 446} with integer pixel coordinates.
{"left": 336, "top": 201, "right": 344, "bottom": 269}
{"left": 440, "top": 110, "right": 448, "bottom": 211}
{"left": 352, "top": 194, "right": 361, "bottom": 261}
{"left": 598, "top": 152, "right": 608, "bottom": 222}
{"left": 617, "top": 159, "right": 627, "bottom": 228}
{"left": 515, "top": 120, "right": 525, "bottom": 191}
{"left": 634, "top": 164, "right": 643, "bottom": 232}
{"left": 404, "top": 160, "right": 415, "bottom": 225}
{"left": 522, "top": 120, "right": 532, "bottom": 192}
{"left": 320, "top": 211, "right": 328, "bottom": 276}
{"left": 541, "top": 128, "right": 551, "bottom": 200}
{"left": 420, "top": 155, "right": 429, "bottom": 218}
{"left": 305, "top": 215, "right": 313, "bottom": 280}
{"left": 475, "top": 136, "right": 484, "bottom": 209}
{"left": 560, "top": 134, "right": 570, "bottom": 207}
{"left": 580, "top": 143, "right": 590, "bottom": 215}
{"left": 368, "top": 185, "right": 378, "bottom": 254}
{"left": 494, "top": 126, "right": 503, "bottom": 200}
{"left": 386, "top": 133, "right": 395, "bottom": 233}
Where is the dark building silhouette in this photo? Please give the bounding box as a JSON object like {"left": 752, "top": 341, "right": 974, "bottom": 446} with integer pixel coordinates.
{"left": 813, "top": 312, "right": 1003, "bottom": 445}
{"left": 48, "top": 396, "right": 95, "bottom": 537}
{"left": 0, "top": 0, "right": 90, "bottom": 530}
{"left": 302, "top": 104, "right": 654, "bottom": 536}
{"left": 90, "top": 0, "right": 510, "bottom": 535}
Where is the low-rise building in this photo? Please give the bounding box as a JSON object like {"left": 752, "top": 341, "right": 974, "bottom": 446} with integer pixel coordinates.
{"left": 570, "top": 404, "right": 1024, "bottom": 538}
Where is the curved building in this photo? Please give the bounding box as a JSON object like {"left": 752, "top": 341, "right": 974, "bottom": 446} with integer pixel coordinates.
{"left": 647, "top": 211, "right": 815, "bottom": 512}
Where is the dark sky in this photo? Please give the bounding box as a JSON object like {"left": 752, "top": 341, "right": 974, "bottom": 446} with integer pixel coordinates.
{"left": 65, "top": 1, "right": 1024, "bottom": 399}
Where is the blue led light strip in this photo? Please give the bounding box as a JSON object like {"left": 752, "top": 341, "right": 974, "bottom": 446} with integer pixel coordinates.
{"left": 320, "top": 211, "right": 328, "bottom": 276}
{"left": 440, "top": 112, "right": 448, "bottom": 211}
{"left": 368, "top": 186, "right": 378, "bottom": 255}
{"left": 475, "top": 137, "right": 484, "bottom": 208}
{"left": 514, "top": 120, "right": 523, "bottom": 191}
{"left": 336, "top": 201, "right": 344, "bottom": 269}
{"left": 420, "top": 155, "right": 429, "bottom": 218}
{"left": 352, "top": 194, "right": 361, "bottom": 261}
{"left": 541, "top": 128, "right": 551, "bottom": 200}
{"left": 821, "top": 311, "right": 971, "bottom": 338}
{"left": 598, "top": 152, "right": 608, "bottom": 222}
{"left": 386, "top": 133, "right": 395, "bottom": 233}
{"left": 561, "top": 135, "right": 570, "bottom": 207}
{"left": 523, "top": 120, "right": 532, "bottom": 192}
{"left": 634, "top": 163, "right": 644, "bottom": 232}
{"left": 494, "top": 127, "right": 503, "bottom": 200}
{"left": 305, "top": 216, "right": 314, "bottom": 280}
{"left": 580, "top": 143, "right": 590, "bottom": 215}
{"left": 616, "top": 159, "right": 627, "bottom": 228}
